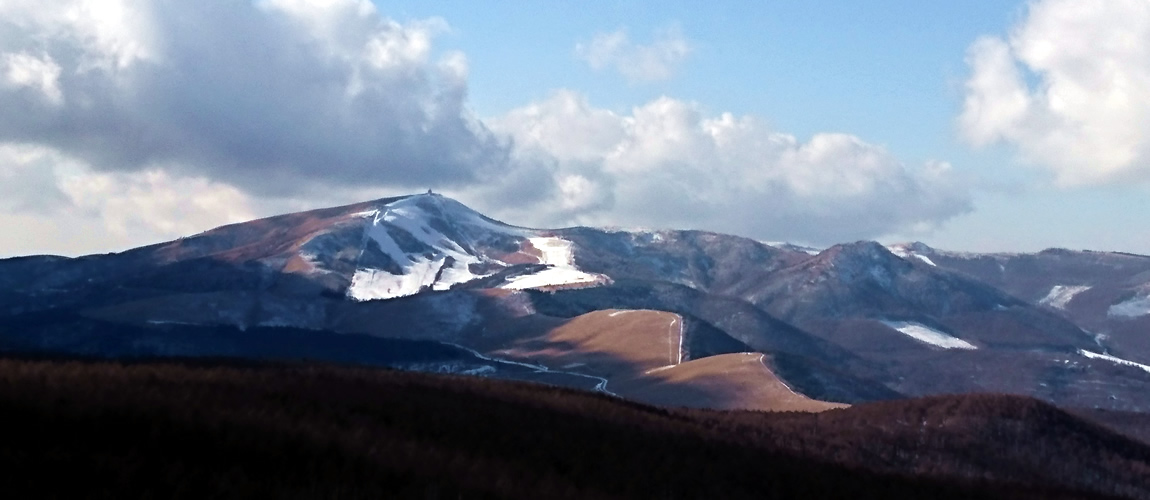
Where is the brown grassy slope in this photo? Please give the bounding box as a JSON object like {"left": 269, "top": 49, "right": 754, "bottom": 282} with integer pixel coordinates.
{"left": 615, "top": 352, "right": 848, "bottom": 412}
{"left": 466, "top": 308, "right": 843, "bottom": 412}
{"left": 0, "top": 358, "right": 1125, "bottom": 500}
{"left": 488, "top": 309, "right": 682, "bottom": 377}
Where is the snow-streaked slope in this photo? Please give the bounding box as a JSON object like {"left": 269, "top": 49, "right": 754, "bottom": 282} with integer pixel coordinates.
{"left": 764, "top": 241, "right": 823, "bottom": 255}
{"left": 1039, "top": 285, "right": 1091, "bottom": 310}
{"left": 347, "top": 194, "right": 526, "bottom": 301}
{"left": 880, "top": 320, "right": 977, "bottom": 350}
{"left": 1109, "top": 293, "right": 1150, "bottom": 318}
{"left": 500, "top": 236, "right": 607, "bottom": 290}
{"left": 887, "top": 243, "right": 937, "bottom": 266}
{"left": 342, "top": 194, "right": 609, "bottom": 300}
{"left": 1079, "top": 349, "right": 1150, "bottom": 374}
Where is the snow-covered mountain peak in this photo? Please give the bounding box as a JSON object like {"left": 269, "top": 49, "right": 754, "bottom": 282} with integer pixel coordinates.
{"left": 356, "top": 193, "right": 528, "bottom": 241}
{"left": 764, "top": 241, "right": 824, "bottom": 255}
{"left": 888, "top": 241, "right": 935, "bottom": 255}
{"left": 331, "top": 193, "right": 608, "bottom": 300}
{"left": 887, "top": 242, "right": 939, "bottom": 267}
{"left": 819, "top": 241, "right": 899, "bottom": 263}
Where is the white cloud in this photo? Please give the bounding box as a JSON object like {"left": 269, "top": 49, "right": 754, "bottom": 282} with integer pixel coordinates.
{"left": 576, "top": 26, "right": 691, "bottom": 83}
{"left": 57, "top": 169, "right": 256, "bottom": 240}
{"left": 484, "top": 91, "right": 970, "bottom": 244}
{"left": 1, "top": 52, "right": 63, "bottom": 105}
{"left": 959, "top": 0, "right": 1150, "bottom": 186}
{"left": 0, "top": 0, "right": 507, "bottom": 195}
{"left": 0, "top": 145, "right": 258, "bottom": 256}
{"left": 0, "top": 2, "right": 969, "bottom": 255}
{"left": 0, "top": 144, "right": 72, "bottom": 214}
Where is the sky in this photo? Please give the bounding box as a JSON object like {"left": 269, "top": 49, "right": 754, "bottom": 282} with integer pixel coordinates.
{"left": 2, "top": 0, "right": 1150, "bottom": 257}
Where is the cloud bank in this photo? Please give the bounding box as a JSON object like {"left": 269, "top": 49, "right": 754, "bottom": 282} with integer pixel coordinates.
{"left": 487, "top": 91, "right": 969, "bottom": 244}
{"left": 0, "top": 0, "right": 969, "bottom": 255}
{"left": 960, "top": 0, "right": 1150, "bottom": 186}
{"left": 0, "top": 0, "right": 507, "bottom": 194}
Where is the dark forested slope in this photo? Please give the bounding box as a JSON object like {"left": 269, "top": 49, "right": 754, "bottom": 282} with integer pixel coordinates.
{"left": 0, "top": 357, "right": 1145, "bottom": 499}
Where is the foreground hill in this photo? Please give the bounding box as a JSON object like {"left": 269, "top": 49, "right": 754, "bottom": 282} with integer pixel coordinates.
{"left": 0, "top": 357, "right": 1146, "bottom": 499}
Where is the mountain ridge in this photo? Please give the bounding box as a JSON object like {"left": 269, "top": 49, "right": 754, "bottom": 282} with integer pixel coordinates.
{"left": 2, "top": 192, "right": 1150, "bottom": 413}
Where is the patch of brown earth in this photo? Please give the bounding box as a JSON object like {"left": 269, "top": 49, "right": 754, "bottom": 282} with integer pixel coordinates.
{"left": 616, "top": 352, "right": 848, "bottom": 412}
{"left": 497, "top": 238, "right": 545, "bottom": 265}
{"left": 480, "top": 307, "right": 842, "bottom": 412}
{"left": 491, "top": 309, "right": 682, "bottom": 381}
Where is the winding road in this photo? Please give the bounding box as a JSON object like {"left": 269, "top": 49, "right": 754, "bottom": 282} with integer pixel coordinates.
{"left": 443, "top": 342, "right": 617, "bottom": 396}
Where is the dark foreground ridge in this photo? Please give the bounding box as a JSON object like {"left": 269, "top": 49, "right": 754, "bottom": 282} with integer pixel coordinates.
{"left": 0, "top": 357, "right": 1146, "bottom": 499}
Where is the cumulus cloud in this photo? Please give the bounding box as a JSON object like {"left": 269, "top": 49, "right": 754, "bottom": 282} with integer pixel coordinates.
{"left": 0, "top": 0, "right": 507, "bottom": 195}
{"left": 0, "top": 145, "right": 258, "bottom": 256}
{"left": 576, "top": 26, "right": 691, "bottom": 83}
{"left": 959, "top": 0, "right": 1150, "bottom": 186}
{"left": 0, "top": 1, "right": 969, "bottom": 255}
{"left": 484, "top": 91, "right": 970, "bottom": 244}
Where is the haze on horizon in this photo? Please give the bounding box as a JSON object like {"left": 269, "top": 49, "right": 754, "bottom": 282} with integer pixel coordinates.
{"left": 2, "top": 0, "right": 1149, "bottom": 257}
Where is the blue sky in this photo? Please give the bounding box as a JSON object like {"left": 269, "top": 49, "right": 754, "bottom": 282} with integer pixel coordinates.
{"left": 1, "top": 0, "right": 1148, "bottom": 255}
{"left": 382, "top": 0, "right": 1149, "bottom": 252}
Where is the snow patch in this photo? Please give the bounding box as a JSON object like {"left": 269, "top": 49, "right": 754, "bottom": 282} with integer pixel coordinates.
{"left": 1039, "top": 285, "right": 1091, "bottom": 310}
{"left": 887, "top": 244, "right": 937, "bottom": 266}
{"left": 1079, "top": 349, "right": 1150, "bottom": 374}
{"left": 529, "top": 236, "right": 577, "bottom": 266}
{"left": 348, "top": 258, "right": 443, "bottom": 301}
{"left": 886, "top": 244, "right": 911, "bottom": 258}
{"left": 1109, "top": 294, "right": 1150, "bottom": 318}
{"left": 765, "top": 241, "right": 822, "bottom": 255}
{"left": 500, "top": 236, "right": 607, "bottom": 290}
{"left": 346, "top": 195, "right": 522, "bottom": 301}
{"left": 880, "top": 320, "right": 977, "bottom": 350}
{"left": 501, "top": 267, "right": 604, "bottom": 290}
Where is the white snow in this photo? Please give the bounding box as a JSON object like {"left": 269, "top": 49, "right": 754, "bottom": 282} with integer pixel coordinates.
{"left": 348, "top": 257, "right": 444, "bottom": 301}
{"left": 1108, "top": 294, "right": 1150, "bottom": 318}
{"left": 887, "top": 245, "right": 937, "bottom": 266}
{"left": 764, "top": 241, "right": 822, "bottom": 255}
{"left": 529, "top": 236, "right": 576, "bottom": 266}
{"left": 913, "top": 254, "right": 937, "bottom": 266}
{"left": 1039, "top": 285, "right": 1091, "bottom": 310}
{"left": 500, "top": 236, "right": 607, "bottom": 290}
{"left": 886, "top": 244, "right": 911, "bottom": 258}
{"left": 880, "top": 320, "right": 977, "bottom": 350}
{"left": 501, "top": 267, "right": 604, "bottom": 290}
{"left": 346, "top": 194, "right": 521, "bottom": 301}
{"left": 1079, "top": 349, "right": 1150, "bottom": 374}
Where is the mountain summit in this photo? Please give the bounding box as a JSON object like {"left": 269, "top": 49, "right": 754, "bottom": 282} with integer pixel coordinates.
{"left": 120, "top": 193, "right": 609, "bottom": 301}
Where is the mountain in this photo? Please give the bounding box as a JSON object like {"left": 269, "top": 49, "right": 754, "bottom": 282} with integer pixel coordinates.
{"left": 2, "top": 193, "right": 1150, "bottom": 413}
{"left": 890, "top": 242, "right": 1150, "bottom": 365}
